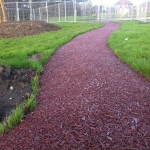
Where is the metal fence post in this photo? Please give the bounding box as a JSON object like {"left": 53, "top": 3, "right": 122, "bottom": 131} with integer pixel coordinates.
{"left": 115, "top": 5, "right": 116, "bottom": 18}
{"left": 131, "top": 5, "right": 133, "bottom": 20}
{"left": 64, "top": 0, "right": 66, "bottom": 22}
{"left": 136, "top": 5, "right": 139, "bottom": 20}
{"left": 101, "top": 4, "right": 103, "bottom": 20}
{"left": 16, "top": 2, "right": 19, "bottom": 21}
{"left": 85, "top": 2, "right": 86, "bottom": 17}
{"left": 58, "top": 4, "right": 60, "bottom": 22}
{"left": 33, "top": 9, "right": 35, "bottom": 20}
{"left": 97, "top": 5, "right": 99, "bottom": 21}
{"left": 46, "top": 1, "right": 48, "bottom": 22}
{"left": 144, "top": 0, "right": 148, "bottom": 22}
{"left": 39, "top": 7, "right": 41, "bottom": 20}
{"left": 29, "top": 0, "right": 32, "bottom": 20}
{"left": 74, "top": 0, "right": 76, "bottom": 22}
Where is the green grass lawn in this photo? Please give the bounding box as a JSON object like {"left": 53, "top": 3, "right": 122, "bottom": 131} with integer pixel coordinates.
{"left": 0, "top": 22, "right": 102, "bottom": 73}
{"left": 108, "top": 21, "right": 150, "bottom": 79}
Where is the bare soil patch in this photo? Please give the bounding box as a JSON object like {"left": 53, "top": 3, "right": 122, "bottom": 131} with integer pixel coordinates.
{"left": 0, "top": 20, "right": 61, "bottom": 38}
{"left": 28, "top": 53, "right": 44, "bottom": 61}
{"left": 0, "top": 65, "right": 36, "bottom": 122}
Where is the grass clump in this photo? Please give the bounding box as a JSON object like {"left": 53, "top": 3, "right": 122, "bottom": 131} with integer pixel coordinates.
{"left": 108, "top": 21, "right": 150, "bottom": 79}
{"left": 0, "top": 123, "right": 5, "bottom": 135}
{"left": 7, "top": 106, "right": 24, "bottom": 130}
{"left": 24, "top": 76, "right": 38, "bottom": 112}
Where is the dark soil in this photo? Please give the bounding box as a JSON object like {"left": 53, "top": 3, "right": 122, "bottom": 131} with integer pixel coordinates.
{"left": 0, "top": 20, "right": 61, "bottom": 38}
{"left": 0, "top": 22, "right": 150, "bottom": 149}
{"left": 0, "top": 65, "right": 36, "bottom": 122}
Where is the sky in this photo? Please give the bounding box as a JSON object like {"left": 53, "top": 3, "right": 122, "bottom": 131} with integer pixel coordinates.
{"left": 92, "top": 0, "right": 146, "bottom": 6}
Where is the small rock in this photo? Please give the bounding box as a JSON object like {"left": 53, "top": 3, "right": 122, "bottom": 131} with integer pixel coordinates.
{"left": 107, "top": 136, "right": 112, "bottom": 141}
{"left": 14, "top": 75, "right": 17, "bottom": 80}
{"left": 17, "top": 71, "right": 21, "bottom": 76}
{"left": 10, "top": 86, "right": 14, "bottom": 91}
{"left": 25, "top": 93, "right": 30, "bottom": 98}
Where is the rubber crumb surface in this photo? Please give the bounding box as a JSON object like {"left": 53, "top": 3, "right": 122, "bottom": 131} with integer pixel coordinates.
{"left": 0, "top": 22, "right": 150, "bottom": 149}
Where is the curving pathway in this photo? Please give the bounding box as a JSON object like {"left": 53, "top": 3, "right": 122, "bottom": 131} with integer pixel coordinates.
{"left": 0, "top": 22, "right": 150, "bottom": 149}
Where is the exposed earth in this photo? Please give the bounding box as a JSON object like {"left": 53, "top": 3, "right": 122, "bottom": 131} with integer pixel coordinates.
{"left": 0, "top": 20, "right": 61, "bottom": 38}
{"left": 0, "top": 20, "right": 61, "bottom": 122}
{"left": 0, "top": 65, "right": 36, "bottom": 122}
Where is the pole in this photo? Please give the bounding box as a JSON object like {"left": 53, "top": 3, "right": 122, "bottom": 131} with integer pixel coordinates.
{"left": 1, "top": 0, "right": 7, "bottom": 22}
{"left": 33, "top": 9, "right": 35, "bottom": 20}
{"left": 145, "top": 0, "right": 148, "bottom": 22}
{"left": 29, "top": 0, "right": 32, "bottom": 20}
{"left": 97, "top": 4, "right": 99, "bottom": 20}
{"left": 85, "top": 2, "right": 86, "bottom": 17}
{"left": 74, "top": 0, "right": 76, "bottom": 22}
{"left": 58, "top": 4, "right": 60, "bottom": 22}
{"left": 136, "top": 5, "right": 139, "bottom": 20}
{"left": 102, "top": 4, "right": 103, "bottom": 19}
{"left": 46, "top": 1, "right": 48, "bottom": 22}
{"left": 101, "top": 0, "right": 103, "bottom": 21}
{"left": 16, "top": 2, "right": 19, "bottom": 21}
{"left": 131, "top": 5, "right": 133, "bottom": 20}
{"left": 39, "top": 7, "right": 41, "bottom": 20}
{"left": 64, "top": 0, "right": 66, "bottom": 22}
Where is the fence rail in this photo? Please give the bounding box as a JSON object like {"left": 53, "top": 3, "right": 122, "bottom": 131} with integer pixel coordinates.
{"left": 1, "top": 0, "right": 150, "bottom": 23}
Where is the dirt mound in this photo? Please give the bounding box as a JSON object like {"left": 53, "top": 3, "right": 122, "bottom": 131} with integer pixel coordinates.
{"left": 0, "top": 20, "right": 61, "bottom": 38}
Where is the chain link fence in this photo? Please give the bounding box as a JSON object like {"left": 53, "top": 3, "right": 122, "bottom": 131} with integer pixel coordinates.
{"left": 1, "top": 0, "right": 150, "bottom": 23}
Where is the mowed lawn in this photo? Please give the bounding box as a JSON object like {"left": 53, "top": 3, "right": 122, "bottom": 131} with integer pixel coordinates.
{"left": 0, "top": 22, "right": 103, "bottom": 73}
{"left": 108, "top": 21, "right": 150, "bottom": 80}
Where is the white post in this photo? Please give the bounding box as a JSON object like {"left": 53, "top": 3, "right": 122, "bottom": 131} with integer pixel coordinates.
{"left": 131, "top": 5, "right": 133, "bottom": 20}
{"left": 58, "top": 4, "right": 60, "bottom": 22}
{"left": 29, "top": 0, "right": 32, "bottom": 20}
{"left": 85, "top": 2, "right": 86, "bottom": 17}
{"left": 97, "top": 5, "right": 99, "bottom": 21}
{"left": 74, "top": 0, "right": 76, "bottom": 22}
{"left": 100, "top": 0, "right": 103, "bottom": 21}
{"left": 128, "top": 5, "right": 129, "bottom": 18}
{"left": 46, "top": 1, "right": 48, "bottom": 22}
{"left": 136, "top": 5, "right": 139, "bottom": 20}
{"left": 39, "top": 8, "right": 41, "bottom": 20}
{"left": 33, "top": 9, "right": 35, "bottom": 20}
{"left": 102, "top": 4, "right": 103, "bottom": 19}
{"left": 64, "top": 0, "right": 66, "bottom": 22}
{"left": 145, "top": 0, "right": 148, "bottom": 22}
{"left": 16, "top": 2, "right": 19, "bottom": 21}
{"left": 115, "top": 5, "right": 117, "bottom": 18}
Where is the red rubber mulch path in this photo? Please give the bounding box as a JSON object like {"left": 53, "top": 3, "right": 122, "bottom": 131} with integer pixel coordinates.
{"left": 0, "top": 22, "right": 150, "bottom": 149}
